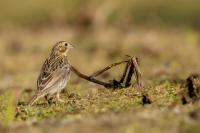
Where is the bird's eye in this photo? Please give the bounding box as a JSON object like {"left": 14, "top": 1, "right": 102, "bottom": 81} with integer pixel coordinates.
{"left": 65, "top": 43, "right": 68, "bottom": 46}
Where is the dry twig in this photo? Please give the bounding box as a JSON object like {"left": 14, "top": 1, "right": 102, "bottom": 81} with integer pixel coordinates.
{"left": 71, "top": 56, "right": 142, "bottom": 89}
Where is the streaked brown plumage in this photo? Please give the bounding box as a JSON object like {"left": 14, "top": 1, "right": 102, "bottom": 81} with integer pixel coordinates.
{"left": 28, "top": 41, "right": 73, "bottom": 106}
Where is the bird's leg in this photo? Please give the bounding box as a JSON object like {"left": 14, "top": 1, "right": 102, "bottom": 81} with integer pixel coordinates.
{"left": 44, "top": 95, "right": 49, "bottom": 104}
{"left": 45, "top": 95, "right": 48, "bottom": 101}
{"left": 56, "top": 92, "right": 64, "bottom": 102}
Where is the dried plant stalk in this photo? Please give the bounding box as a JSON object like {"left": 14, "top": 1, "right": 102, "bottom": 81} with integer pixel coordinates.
{"left": 70, "top": 56, "right": 142, "bottom": 89}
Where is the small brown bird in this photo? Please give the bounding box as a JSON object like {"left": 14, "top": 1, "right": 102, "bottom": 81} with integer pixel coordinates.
{"left": 28, "top": 41, "right": 74, "bottom": 106}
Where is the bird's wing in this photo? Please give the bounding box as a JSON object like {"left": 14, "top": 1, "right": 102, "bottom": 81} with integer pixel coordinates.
{"left": 37, "top": 57, "right": 69, "bottom": 92}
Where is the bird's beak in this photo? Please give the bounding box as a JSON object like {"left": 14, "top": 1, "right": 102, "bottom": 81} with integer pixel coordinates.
{"left": 68, "top": 44, "right": 74, "bottom": 49}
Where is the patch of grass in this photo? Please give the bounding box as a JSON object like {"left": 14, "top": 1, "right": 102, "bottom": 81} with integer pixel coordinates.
{"left": 0, "top": 91, "right": 15, "bottom": 126}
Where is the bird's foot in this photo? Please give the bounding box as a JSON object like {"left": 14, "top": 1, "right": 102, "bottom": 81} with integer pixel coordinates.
{"left": 56, "top": 93, "right": 65, "bottom": 103}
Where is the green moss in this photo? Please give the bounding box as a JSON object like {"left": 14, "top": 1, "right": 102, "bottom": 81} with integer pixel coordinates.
{"left": 0, "top": 91, "right": 15, "bottom": 126}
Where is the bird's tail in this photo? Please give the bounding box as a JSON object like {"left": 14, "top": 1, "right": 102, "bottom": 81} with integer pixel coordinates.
{"left": 27, "top": 94, "right": 40, "bottom": 106}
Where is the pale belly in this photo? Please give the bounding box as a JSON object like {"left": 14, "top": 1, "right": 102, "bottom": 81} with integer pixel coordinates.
{"left": 48, "top": 70, "right": 70, "bottom": 95}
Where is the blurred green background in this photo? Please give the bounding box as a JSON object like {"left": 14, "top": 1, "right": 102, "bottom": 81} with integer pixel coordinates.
{"left": 0, "top": 0, "right": 200, "bottom": 28}
{"left": 0, "top": 0, "right": 200, "bottom": 133}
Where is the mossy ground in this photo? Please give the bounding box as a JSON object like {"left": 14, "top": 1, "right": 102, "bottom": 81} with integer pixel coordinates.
{"left": 1, "top": 78, "right": 200, "bottom": 133}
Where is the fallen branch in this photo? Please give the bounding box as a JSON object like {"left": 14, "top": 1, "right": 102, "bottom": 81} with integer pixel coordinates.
{"left": 70, "top": 56, "right": 142, "bottom": 89}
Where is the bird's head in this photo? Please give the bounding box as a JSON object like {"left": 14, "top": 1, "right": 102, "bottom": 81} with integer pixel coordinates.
{"left": 51, "top": 41, "right": 74, "bottom": 57}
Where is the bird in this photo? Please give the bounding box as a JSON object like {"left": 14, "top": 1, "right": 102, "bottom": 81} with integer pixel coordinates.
{"left": 28, "top": 41, "right": 74, "bottom": 106}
